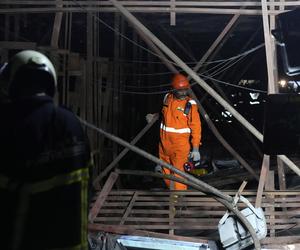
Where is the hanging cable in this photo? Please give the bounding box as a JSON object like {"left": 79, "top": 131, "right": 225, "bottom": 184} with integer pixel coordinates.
{"left": 96, "top": 79, "right": 266, "bottom": 95}
{"left": 111, "top": 44, "right": 263, "bottom": 66}
{"left": 127, "top": 43, "right": 264, "bottom": 77}
{"left": 71, "top": 0, "right": 265, "bottom": 76}
{"left": 208, "top": 54, "right": 249, "bottom": 78}
{"left": 194, "top": 77, "right": 267, "bottom": 93}
{"left": 71, "top": 0, "right": 180, "bottom": 68}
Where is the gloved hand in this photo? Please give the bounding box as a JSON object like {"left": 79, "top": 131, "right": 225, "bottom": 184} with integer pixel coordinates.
{"left": 190, "top": 148, "right": 201, "bottom": 161}
{"left": 146, "top": 113, "right": 157, "bottom": 123}
{"left": 155, "top": 165, "right": 163, "bottom": 173}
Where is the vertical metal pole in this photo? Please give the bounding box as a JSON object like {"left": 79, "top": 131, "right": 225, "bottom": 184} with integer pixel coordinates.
{"left": 261, "top": 0, "right": 276, "bottom": 94}
{"left": 170, "top": 0, "right": 176, "bottom": 26}
{"left": 276, "top": 0, "right": 287, "bottom": 191}
{"left": 51, "top": 0, "right": 63, "bottom": 48}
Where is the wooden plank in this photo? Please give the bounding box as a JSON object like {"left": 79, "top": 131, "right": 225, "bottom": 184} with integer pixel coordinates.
{"left": 101, "top": 201, "right": 222, "bottom": 206}
{"left": 96, "top": 217, "right": 221, "bottom": 223}
{"left": 0, "top": 41, "right": 36, "bottom": 49}
{"left": 94, "top": 217, "right": 300, "bottom": 225}
{"left": 90, "top": 188, "right": 300, "bottom": 239}
{"left": 266, "top": 218, "right": 300, "bottom": 224}
{"left": 101, "top": 201, "right": 252, "bottom": 207}
{"left": 89, "top": 224, "right": 217, "bottom": 230}
{"left": 256, "top": 155, "right": 270, "bottom": 208}
{"left": 89, "top": 172, "right": 119, "bottom": 222}
{"left": 98, "top": 209, "right": 226, "bottom": 216}
{"left": 108, "top": 190, "right": 300, "bottom": 196}
{"left": 265, "top": 170, "right": 275, "bottom": 237}
{"left": 169, "top": 192, "right": 175, "bottom": 235}
{"left": 277, "top": 157, "right": 287, "bottom": 190}
{"left": 261, "top": 236, "right": 300, "bottom": 244}
{"left": 51, "top": 1, "right": 63, "bottom": 48}
{"left": 91, "top": 223, "right": 300, "bottom": 231}
{"left": 120, "top": 192, "right": 138, "bottom": 225}
{"left": 96, "top": 207, "right": 300, "bottom": 215}
{"left": 95, "top": 217, "right": 300, "bottom": 224}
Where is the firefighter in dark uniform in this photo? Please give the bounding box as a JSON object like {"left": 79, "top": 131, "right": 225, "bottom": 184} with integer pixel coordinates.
{"left": 0, "top": 50, "right": 90, "bottom": 250}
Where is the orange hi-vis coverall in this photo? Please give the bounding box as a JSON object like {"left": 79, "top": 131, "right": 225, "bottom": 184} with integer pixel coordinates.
{"left": 159, "top": 93, "right": 201, "bottom": 190}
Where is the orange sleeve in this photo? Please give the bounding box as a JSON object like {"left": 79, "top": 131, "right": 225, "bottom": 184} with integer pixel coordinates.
{"left": 188, "top": 100, "right": 202, "bottom": 148}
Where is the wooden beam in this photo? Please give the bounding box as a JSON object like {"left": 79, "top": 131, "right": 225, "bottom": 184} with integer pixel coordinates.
{"left": 88, "top": 172, "right": 119, "bottom": 222}
{"left": 51, "top": 1, "right": 63, "bottom": 48}
{"left": 261, "top": 236, "right": 300, "bottom": 245}
{"left": 255, "top": 155, "right": 270, "bottom": 208}
{"left": 108, "top": 190, "right": 300, "bottom": 195}
{"left": 0, "top": 41, "right": 36, "bottom": 49}
{"left": 277, "top": 157, "right": 287, "bottom": 190}
{"left": 265, "top": 170, "right": 275, "bottom": 237}
{"left": 120, "top": 192, "right": 139, "bottom": 225}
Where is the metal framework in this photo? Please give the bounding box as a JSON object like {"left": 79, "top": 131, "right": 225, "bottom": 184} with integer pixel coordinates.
{"left": 1, "top": 1, "right": 300, "bottom": 14}
{"left": 2, "top": 1, "right": 300, "bottom": 247}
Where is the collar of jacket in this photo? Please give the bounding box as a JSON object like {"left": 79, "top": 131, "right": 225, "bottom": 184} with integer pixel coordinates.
{"left": 170, "top": 92, "right": 190, "bottom": 101}
{"left": 13, "top": 95, "right": 53, "bottom": 106}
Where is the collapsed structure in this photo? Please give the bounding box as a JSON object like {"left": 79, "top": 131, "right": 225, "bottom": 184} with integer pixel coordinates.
{"left": 1, "top": 1, "right": 300, "bottom": 249}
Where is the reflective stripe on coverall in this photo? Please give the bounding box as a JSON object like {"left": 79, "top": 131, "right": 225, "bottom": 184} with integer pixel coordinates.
{"left": 0, "top": 167, "right": 89, "bottom": 250}
{"left": 0, "top": 96, "right": 91, "bottom": 250}
{"left": 159, "top": 93, "right": 201, "bottom": 190}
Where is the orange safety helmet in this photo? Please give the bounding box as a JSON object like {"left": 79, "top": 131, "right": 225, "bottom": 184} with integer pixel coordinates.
{"left": 171, "top": 73, "right": 190, "bottom": 90}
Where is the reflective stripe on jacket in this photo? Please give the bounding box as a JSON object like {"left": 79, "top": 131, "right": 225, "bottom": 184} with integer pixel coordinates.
{"left": 0, "top": 96, "right": 90, "bottom": 250}
{"left": 0, "top": 167, "right": 89, "bottom": 250}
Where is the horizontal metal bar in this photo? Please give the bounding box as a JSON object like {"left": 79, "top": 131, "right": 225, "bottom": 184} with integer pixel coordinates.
{"left": 2, "top": 1, "right": 300, "bottom": 7}
{"left": 0, "top": 7, "right": 293, "bottom": 15}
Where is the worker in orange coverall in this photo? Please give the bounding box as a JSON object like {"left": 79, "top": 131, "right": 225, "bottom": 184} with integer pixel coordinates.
{"left": 147, "top": 73, "right": 202, "bottom": 190}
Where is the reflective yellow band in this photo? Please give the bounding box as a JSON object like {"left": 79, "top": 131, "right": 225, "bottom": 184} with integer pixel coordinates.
{"left": 30, "top": 168, "right": 89, "bottom": 194}
{"left": 0, "top": 168, "right": 88, "bottom": 193}
{"left": 0, "top": 168, "right": 89, "bottom": 250}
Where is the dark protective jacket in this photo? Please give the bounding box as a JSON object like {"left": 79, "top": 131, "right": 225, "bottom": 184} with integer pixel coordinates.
{"left": 0, "top": 95, "right": 90, "bottom": 250}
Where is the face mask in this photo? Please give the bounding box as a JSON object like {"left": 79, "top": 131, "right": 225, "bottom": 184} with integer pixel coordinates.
{"left": 174, "top": 89, "right": 188, "bottom": 99}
